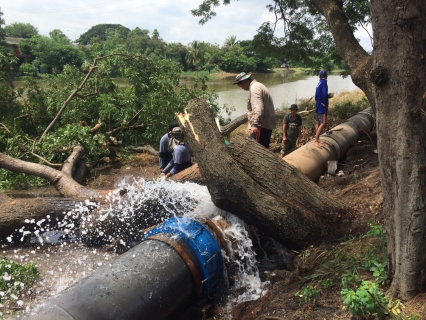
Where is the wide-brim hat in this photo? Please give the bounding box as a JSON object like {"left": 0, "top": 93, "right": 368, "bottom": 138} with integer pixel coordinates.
{"left": 233, "top": 72, "right": 252, "bottom": 84}
{"left": 289, "top": 104, "right": 298, "bottom": 110}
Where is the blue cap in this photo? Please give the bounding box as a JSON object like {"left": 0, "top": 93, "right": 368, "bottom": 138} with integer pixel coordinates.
{"left": 319, "top": 69, "right": 328, "bottom": 77}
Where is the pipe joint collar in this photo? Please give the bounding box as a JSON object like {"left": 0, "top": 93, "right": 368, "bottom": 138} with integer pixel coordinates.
{"left": 143, "top": 217, "right": 224, "bottom": 300}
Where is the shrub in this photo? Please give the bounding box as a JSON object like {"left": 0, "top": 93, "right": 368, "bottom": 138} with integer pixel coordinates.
{"left": 341, "top": 280, "right": 389, "bottom": 319}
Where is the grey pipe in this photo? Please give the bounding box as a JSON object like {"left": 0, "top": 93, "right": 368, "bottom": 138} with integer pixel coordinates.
{"left": 283, "top": 107, "right": 375, "bottom": 181}
{"left": 22, "top": 240, "right": 198, "bottom": 320}
{"left": 21, "top": 217, "right": 225, "bottom": 320}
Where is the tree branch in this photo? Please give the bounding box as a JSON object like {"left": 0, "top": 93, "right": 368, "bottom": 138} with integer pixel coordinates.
{"left": 0, "top": 151, "right": 109, "bottom": 199}
{"left": 74, "top": 92, "right": 99, "bottom": 99}
{"left": 111, "top": 105, "right": 146, "bottom": 138}
{"left": 61, "top": 145, "right": 84, "bottom": 177}
{"left": 106, "top": 124, "right": 147, "bottom": 135}
{"left": 310, "top": 0, "right": 374, "bottom": 106}
{"left": 39, "top": 53, "right": 148, "bottom": 141}
{"left": 129, "top": 145, "right": 158, "bottom": 156}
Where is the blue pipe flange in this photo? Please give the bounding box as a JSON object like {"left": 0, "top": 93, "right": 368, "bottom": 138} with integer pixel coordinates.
{"left": 143, "top": 216, "right": 224, "bottom": 300}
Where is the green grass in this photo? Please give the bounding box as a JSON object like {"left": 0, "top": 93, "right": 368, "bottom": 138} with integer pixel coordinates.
{"left": 329, "top": 97, "right": 370, "bottom": 120}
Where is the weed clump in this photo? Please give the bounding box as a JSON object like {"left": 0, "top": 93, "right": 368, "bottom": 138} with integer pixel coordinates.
{"left": 0, "top": 258, "right": 39, "bottom": 306}
{"left": 294, "top": 220, "right": 393, "bottom": 319}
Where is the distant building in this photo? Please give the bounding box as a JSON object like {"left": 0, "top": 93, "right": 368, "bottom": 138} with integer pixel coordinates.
{"left": 5, "top": 37, "right": 24, "bottom": 58}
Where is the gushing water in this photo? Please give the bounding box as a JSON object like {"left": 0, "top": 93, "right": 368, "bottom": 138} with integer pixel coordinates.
{"left": 2, "top": 178, "right": 269, "bottom": 318}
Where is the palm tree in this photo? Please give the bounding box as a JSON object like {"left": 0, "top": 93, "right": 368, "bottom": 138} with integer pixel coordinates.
{"left": 185, "top": 40, "right": 204, "bottom": 70}
{"left": 224, "top": 35, "right": 239, "bottom": 48}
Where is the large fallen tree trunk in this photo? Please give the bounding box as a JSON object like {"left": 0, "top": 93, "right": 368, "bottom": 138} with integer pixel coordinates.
{"left": 177, "top": 98, "right": 351, "bottom": 249}
{"left": 0, "top": 196, "right": 80, "bottom": 240}
{"left": 0, "top": 148, "right": 116, "bottom": 239}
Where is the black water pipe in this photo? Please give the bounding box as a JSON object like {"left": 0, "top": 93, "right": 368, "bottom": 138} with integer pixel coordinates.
{"left": 21, "top": 217, "right": 225, "bottom": 320}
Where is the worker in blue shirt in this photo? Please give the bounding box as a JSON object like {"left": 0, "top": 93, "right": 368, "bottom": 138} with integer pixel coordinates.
{"left": 162, "top": 127, "right": 192, "bottom": 178}
{"left": 314, "top": 69, "right": 329, "bottom": 147}
{"left": 158, "top": 121, "right": 180, "bottom": 170}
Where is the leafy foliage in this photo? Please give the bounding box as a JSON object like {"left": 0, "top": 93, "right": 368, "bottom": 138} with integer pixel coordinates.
{"left": 341, "top": 280, "right": 389, "bottom": 319}
{"left": 318, "top": 278, "right": 334, "bottom": 288}
{"left": 4, "top": 22, "right": 38, "bottom": 38}
{"left": 329, "top": 96, "right": 370, "bottom": 120}
{"left": 221, "top": 46, "right": 257, "bottom": 72}
{"left": 295, "top": 285, "right": 319, "bottom": 303}
{"left": 18, "top": 35, "right": 83, "bottom": 74}
{"left": 294, "top": 221, "right": 391, "bottom": 318}
{"left": 363, "top": 220, "right": 389, "bottom": 285}
{"left": 76, "top": 24, "right": 131, "bottom": 45}
{"left": 339, "top": 222, "right": 390, "bottom": 318}
{"left": 0, "top": 47, "right": 218, "bottom": 188}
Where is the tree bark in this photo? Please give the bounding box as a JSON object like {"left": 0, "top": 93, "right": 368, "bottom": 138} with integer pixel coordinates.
{"left": 177, "top": 98, "right": 350, "bottom": 250}
{"left": 311, "top": 0, "right": 426, "bottom": 300}
{"left": 370, "top": 0, "right": 426, "bottom": 299}
{"left": 311, "top": 0, "right": 375, "bottom": 110}
{"left": 129, "top": 145, "right": 159, "bottom": 156}
{"left": 170, "top": 163, "right": 204, "bottom": 184}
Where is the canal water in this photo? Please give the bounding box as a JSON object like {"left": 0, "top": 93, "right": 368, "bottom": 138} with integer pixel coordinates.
{"left": 206, "top": 71, "right": 359, "bottom": 120}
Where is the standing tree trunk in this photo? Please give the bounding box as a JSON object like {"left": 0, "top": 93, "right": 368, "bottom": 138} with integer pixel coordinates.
{"left": 312, "top": 0, "right": 426, "bottom": 300}
{"left": 371, "top": 1, "right": 426, "bottom": 299}
{"left": 177, "top": 99, "right": 352, "bottom": 250}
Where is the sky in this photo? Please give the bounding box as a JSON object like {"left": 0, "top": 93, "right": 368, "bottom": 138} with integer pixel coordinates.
{"left": 1, "top": 0, "right": 372, "bottom": 50}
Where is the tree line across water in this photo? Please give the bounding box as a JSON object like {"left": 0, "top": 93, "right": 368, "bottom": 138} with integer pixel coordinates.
{"left": 5, "top": 21, "right": 346, "bottom": 76}
{"left": 7, "top": 22, "right": 282, "bottom": 76}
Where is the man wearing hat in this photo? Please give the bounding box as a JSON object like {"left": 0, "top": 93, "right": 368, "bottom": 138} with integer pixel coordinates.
{"left": 314, "top": 69, "right": 329, "bottom": 147}
{"left": 162, "top": 127, "right": 192, "bottom": 178}
{"left": 280, "top": 104, "right": 302, "bottom": 157}
{"left": 234, "top": 72, "right": 276, "bottom": 149}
